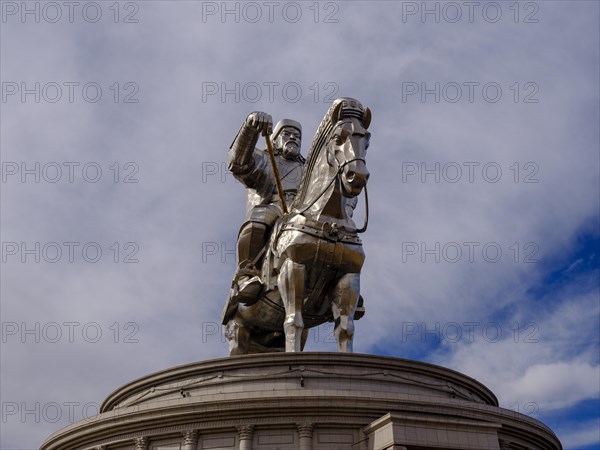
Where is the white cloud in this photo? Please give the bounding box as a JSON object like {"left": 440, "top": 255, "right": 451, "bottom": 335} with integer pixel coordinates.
{"left": 506, "top": 362, "right": 599, "bottom": 410}
{"left": 1, "top": 1, "right": 598, "bottom": 448}
{"left": 431, "top": 288, "right": 600, "bottom": 412}
{"left": 556, "top": 419, "right": 600, "bottom": 450}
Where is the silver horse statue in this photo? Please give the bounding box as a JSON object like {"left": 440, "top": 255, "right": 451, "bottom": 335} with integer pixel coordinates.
{"left": 223, "top": 98, "right": 372, "bottom": 354}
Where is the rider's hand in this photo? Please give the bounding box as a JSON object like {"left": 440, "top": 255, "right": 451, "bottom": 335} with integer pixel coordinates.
{"left": 246, "top": 112, "right": 273, "bottom": 136}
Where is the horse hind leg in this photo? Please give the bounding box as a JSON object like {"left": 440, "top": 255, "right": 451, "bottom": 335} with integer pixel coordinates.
{"left": 331, "top": 273, "right": 360, "bottom": 353}
{"left": 300, "top": 329, "right": 309, "bottom": 351}
{"left": 278, "top": 259, "right": 305, "bottom": 352}
{"left": 224, "top": 319, "right": 251, "bottom": 356}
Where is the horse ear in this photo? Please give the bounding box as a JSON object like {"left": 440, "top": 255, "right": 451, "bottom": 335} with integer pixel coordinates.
{"left": 362, "top": 107, "right": 372, "bottom": 129}
{"left": 332, "top": 102, "right": 344, "bottom": 124}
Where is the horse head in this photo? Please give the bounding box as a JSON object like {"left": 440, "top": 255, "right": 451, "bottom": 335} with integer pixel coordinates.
{"left": 328, "top": 98, "right": 372, "bottom": 198}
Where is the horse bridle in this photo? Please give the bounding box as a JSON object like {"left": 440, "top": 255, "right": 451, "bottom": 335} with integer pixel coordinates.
{"left": 294, "top": 156, "right": 369, "bottom": 234}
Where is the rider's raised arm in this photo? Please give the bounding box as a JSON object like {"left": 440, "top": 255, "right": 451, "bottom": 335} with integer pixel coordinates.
{"left": 227, "top": 112, "right": 272, "bottom": 189}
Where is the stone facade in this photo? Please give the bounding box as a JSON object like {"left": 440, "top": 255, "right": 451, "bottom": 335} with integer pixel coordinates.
{"left": 40, "top": 353, "right": 562, "bottom": 450}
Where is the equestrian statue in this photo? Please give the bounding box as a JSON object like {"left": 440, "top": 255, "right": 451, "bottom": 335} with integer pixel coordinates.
{"left": 221, "top": 97, "right": 372, "bottom": 355}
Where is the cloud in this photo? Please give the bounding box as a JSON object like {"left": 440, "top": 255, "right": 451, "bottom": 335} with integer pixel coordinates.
{"left": 430, "top": 286, "right": 600, "bottom": 412}
{"left": 556, "top": 419, "right": 600, "bottom": 449}
{"left": 507, "top": 362, "right": 599, "bottom": 411}
{"left": 1, "top": 1, "right": 598, "bottom": 448}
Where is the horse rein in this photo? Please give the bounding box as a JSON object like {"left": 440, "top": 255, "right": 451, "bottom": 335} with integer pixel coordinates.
{"left": 294, "top": 156, "right": 369, "bottom": 234}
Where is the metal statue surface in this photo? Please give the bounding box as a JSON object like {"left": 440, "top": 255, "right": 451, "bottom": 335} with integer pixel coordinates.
{"left": 222, "top": 98, "right": 372, "bottom": 355}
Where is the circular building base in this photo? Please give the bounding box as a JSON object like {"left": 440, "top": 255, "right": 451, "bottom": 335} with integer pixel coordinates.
{"left": 40, "top": 353, "right": 561, "bottom": 450}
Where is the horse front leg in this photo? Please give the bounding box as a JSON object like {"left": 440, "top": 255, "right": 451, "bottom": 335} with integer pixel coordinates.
{"left": 331, "top": 272, "right": 360, "bottom": 352}
{"left": 278, "top": 259, "right": 305, "bottom": 352}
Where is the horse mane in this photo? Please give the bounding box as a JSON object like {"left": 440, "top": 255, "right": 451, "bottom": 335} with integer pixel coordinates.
{"left": 291, "top": 100, "right": 341, "bottom": 211}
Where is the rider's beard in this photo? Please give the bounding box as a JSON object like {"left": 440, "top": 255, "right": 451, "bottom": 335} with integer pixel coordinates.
{"left": 281, "top": 141, "right": 300, "bottom": 159}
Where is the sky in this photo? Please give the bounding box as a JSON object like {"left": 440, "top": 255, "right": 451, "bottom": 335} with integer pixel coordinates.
{"left": 1, "top": 1, "right": 599, "bottom": 449}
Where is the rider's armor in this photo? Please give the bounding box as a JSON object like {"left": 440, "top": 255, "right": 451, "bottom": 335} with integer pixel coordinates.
{"left": 223, "top": 117, "right": 304, "bottom": 323}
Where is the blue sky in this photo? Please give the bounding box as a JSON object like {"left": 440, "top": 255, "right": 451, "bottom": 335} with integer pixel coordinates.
{"left": 1, "top": 1, "right": 599, "bottom": 449}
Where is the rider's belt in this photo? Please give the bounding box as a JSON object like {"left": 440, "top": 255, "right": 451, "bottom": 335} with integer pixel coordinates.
{"left": 281, "top": 220, "right": 362, "bottom": 245}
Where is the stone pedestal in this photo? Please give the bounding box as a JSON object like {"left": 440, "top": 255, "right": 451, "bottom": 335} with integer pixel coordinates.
{"left": 40, "top": 353, "right": 562, "bottom": 450}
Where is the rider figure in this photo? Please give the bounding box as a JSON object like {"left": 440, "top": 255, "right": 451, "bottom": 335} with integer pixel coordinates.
{"left": 224, "top": 111, "right": 304, "bottom": 318}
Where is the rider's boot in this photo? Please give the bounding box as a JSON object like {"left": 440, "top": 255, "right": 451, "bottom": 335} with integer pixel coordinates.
{"left": 231, "top": 222, "right": 268, "bottom": 305}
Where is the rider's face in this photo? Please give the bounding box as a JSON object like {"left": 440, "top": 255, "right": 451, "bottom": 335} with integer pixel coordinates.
{"left": 277, "top": 128, "right": 301, "bottom": 160}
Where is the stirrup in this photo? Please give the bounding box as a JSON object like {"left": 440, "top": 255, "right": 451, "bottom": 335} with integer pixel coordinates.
{"left": 232, "top": 275, "right": 263, "bottom": 305}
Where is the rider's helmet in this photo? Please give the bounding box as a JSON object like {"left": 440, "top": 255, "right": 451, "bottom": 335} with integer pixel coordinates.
{"left": 271, "top": 119, "right": 302, "bottom": 160}
{"left": 271, "top": 119, "right": 302, "bottom": 141}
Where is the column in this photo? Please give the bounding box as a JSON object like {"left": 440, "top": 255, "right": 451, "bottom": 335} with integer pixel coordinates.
{"left": 297, "top": 423, "right": 314, "bottom": 450}
{"left": 237, "top": 425, "right": 254, "bottom": 450}
{"left": 182, "top": 430, "right": 200, "bottom": 450}
{"left": 134, "top": 437, "right": 149, "bottom": 450}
